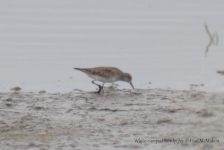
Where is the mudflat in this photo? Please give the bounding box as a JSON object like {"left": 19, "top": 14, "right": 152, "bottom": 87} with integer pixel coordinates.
{"left": 0, "top": 88, "right": 224, "bottom": 150}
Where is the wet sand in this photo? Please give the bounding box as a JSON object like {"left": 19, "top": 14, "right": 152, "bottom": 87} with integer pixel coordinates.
{"left": 0, "top": 88, "right": 224, "bottom": 150}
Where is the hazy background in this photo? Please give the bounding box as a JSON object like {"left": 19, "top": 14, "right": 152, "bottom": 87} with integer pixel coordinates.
{"left": 0, "top": 0, "right": 224, "bottom": 92}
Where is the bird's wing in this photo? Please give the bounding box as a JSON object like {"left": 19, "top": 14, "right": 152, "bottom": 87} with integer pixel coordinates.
{"left": 90, "top": 67, "right": 122, "bottom": 78}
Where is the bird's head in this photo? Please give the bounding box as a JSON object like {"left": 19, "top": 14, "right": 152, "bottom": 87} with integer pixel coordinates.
{"left": 122, "top": 73, "right": 134, "bottom": 89}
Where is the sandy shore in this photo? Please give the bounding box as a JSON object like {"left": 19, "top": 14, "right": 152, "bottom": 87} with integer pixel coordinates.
{"left": 0, "top": 88, "right": 224, "bottom": 150}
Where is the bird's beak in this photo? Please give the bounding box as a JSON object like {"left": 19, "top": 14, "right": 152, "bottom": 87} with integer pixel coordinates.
{"left": 130, "top": 82, "right": 134, "bottom": 89}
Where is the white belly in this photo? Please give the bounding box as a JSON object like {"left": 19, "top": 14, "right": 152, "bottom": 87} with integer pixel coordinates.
{"left": 87, "top": 74, "right": 118, "bottom": 83}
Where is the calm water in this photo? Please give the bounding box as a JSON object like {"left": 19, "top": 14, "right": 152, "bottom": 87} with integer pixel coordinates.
{"left": 0, "top": 0, "right": 224, "bottom": 92}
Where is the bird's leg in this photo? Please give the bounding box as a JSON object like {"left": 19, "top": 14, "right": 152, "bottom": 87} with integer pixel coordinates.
{"left": 101, "top": 83, "right": 105, "bottom": 93}
{"left": 92, "top": 80, "right": 102, "bottom": 94}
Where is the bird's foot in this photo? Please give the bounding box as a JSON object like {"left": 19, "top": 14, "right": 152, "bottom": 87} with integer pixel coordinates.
{"left": 97, "top": 87, "right": 104, "bottom": 94}
{"left": 90, "top": 86, "right": 103, "bottom": 94}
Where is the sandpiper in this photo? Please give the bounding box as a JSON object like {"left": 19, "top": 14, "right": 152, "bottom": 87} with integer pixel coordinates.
{"left": 74, "top": 67, "right": 134, "bottom": 93}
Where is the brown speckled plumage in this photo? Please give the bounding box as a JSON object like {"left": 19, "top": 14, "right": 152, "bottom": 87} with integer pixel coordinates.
{"left": 75, "top": 67, "right": 123, "bottom": 79}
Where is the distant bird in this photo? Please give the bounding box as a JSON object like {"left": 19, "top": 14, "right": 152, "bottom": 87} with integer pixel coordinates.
{"left": 10, "top": 87, "right": 22, "bottom": 92}
{"left": 74, "top": 67, "right": 134, "bottom": 93}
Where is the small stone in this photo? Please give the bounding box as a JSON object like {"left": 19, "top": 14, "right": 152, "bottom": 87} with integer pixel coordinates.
{"left": 73, "top": 89, "right": 82, "bottom": 92}
{"left": 3, "top": 98, "right": 13, "bottom": 101}
{"left": 34, "top": 106, "right": 43, "bottom": 109}
{"left": 157, "top": 118, "right": 171, "bottom": 124}
{"left": 6, "top": 103, "right": 12, "bottom": 106}
{"left": 10, "top": 87, "right": 21, "bottom": 92}
{"left": 39, "top": 90, "right": 46, "bottom": 94}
